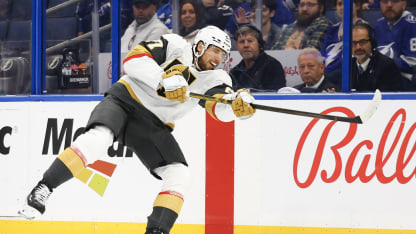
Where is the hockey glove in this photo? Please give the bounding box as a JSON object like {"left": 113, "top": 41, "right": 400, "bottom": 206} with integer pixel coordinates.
{"left": 160, "top": 65, "right": 190, "bottom": 103}
{"left": 231, "top": 89, "right": 256, "bottom": 118}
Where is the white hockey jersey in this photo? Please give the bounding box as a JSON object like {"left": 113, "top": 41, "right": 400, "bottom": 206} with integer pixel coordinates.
{"left": 120, "top": 34, "right": 234, "bottom": 128}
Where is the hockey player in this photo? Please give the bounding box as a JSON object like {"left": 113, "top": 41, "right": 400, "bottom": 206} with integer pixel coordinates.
{"left": 375, "top": 0, "right": 416, "bottom": 90}
{"left": 18, "top": 25, "right": 256, "bottom": 234}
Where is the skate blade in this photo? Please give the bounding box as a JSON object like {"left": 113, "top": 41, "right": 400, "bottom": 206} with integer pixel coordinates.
{"left": 17, "top": 205, "right": 42, "bottom": 220}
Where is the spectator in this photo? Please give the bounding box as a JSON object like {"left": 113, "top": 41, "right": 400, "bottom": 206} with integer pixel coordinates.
{"left": 226, "top": 0, "right": 294, "bottom": 36}
{"left": 121, "top": 0, "right": 169, "bottom": 53}
{"left": 375, "top": 0, "right": 416, "bottom": 91}
{"left": 321, "top": 0, "right": 366, "bottom": 87}
{"left": 272, "top": 0, "right": 332, "bottom": 50}
{"left": 201, "top": 0, "right": 234, "bottom": 30}
{"left": 229, "top": 0, "right": 282, "bottom": 50}
{"left": 254, "top": 0, "right": 283, "bottom": 50}
{"left": 179, "top": 0, "right": 205, "bottom": 43}
{"left": 294, "top": 47, "right": 338, "bottom": 92}
{"left": 230, "top": 25, "right": 286, "bottom": 91}
{"left": 351, "top": 23, "right": 402, "bottom": 91}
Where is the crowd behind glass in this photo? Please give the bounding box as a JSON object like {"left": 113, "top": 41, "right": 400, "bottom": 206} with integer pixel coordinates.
{"left": 0, "top": 0, "right": 415, "bottom": 94}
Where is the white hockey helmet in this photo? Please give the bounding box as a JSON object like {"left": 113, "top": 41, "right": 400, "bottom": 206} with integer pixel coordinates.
{"left": 192, "top": 25, "right": 232, "bottom": 56}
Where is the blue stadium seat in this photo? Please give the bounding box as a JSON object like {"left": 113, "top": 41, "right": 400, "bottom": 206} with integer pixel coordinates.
{"left": 10, "top": 0, "right": 32, "bottom": 20}
{"left": 362, "top": 9, "right": 383, "bottom": 28}
{"left": 46, "top": 17, "right": 78, "bottom": 47}
{"left": 325, "top": 10, "right": 340, "bottom": 24}
{"left": 47, "top": 0, "right": 77, "bottom": 17}
{"left": 5, "top": 20, "right": 31, "bottom": 52}
{"left": 0, "top": 20, "right": 8, "bottom": 41}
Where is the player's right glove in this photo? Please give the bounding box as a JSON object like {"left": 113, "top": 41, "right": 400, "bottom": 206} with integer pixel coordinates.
{"left": 160, "top": 65, "right": 190, "bottom": 103}
{"left": 231, "top": 89, "right": 256, "bottom": 118}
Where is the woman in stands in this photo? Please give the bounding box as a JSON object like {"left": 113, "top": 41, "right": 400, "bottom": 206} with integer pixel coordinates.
{"left": 179, "top": 0, "right": 205, "bottom": 43}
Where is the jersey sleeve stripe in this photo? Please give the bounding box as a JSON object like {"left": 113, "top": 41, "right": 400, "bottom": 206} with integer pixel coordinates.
{"left": 205, "top": 94, "right": 225, "bottom": 121}
{"left": 123, "top": 45, "right": 154, "bottom": 64}
{"left": 123, "top": 53, "right": 154, "bottom": 64}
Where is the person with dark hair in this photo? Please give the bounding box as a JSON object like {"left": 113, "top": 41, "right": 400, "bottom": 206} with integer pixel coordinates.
{"left": 230, "top": 25, "right": 286, "bottom": 91}
{"left": 375, "top": 0, "right": 416, "bottom": 91}
{"left": 320, "top": 0, "right": 366, "bottom": 87}
{"left": 352, "top": 23, "right": 403, "bottom": 91}
{"left": 272, "top": 0, "right": 332, "bottom": 50}
{"left": 226, "top": 0, "right": 294, "bottom": 36}
{"left": 179, "top": 0, "right": 205, "bottom": 43}
{"left": 294, "top": 47, "right": 338, "bottom": 92}
{"left": 229, "top": 0, "right": 283, "bottom": 50}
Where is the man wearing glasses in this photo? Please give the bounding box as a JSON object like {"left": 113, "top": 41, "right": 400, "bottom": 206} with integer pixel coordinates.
{"left": 351, "top": 23, "right": 402, "bottom": 91}
{"left": 375, "top": 0, "right": 416, "bottom": 91}
{"left": 272, "top": 0, "right": 331, "bottom": 50}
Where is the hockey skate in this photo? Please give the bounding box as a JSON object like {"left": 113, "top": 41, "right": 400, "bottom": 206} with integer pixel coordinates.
{"left": 18, "top": 182, "right": 52, "bottom": 219}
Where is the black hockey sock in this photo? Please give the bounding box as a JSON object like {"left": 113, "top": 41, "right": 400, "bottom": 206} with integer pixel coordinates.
{"left": 146, "top": 207, "right": 178, "bottom": 234}
{"left": 42, "top": 147, "right": 87, "bottom": 189}
{"left": 42, "top": 157, "right": 74, "bottom": 189}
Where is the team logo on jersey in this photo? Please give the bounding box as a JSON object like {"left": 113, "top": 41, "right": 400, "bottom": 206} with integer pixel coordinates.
{"left": 325, "top": 42, "right": 343, "bottom": 66}
{"left": 405, "top": 14, "right": 416, "bottom": 24}
{"left": 377, "top": 42, "right": 395, "bottom": 58}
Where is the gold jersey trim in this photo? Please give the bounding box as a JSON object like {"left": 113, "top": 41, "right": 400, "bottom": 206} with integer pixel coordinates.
{"left": 118, "top": 79, "right": 175, "bottom": 129}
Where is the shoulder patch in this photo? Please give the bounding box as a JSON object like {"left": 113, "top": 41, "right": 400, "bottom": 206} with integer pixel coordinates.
{"left": 405, "top": 14, "right": 416, "bottom": 24}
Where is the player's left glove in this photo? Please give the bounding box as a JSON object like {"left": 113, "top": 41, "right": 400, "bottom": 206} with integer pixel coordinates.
{"left": 160, "top": 65, "right": 190, "bottom": 103}
{"left": 231, "top": 89, "right": 256, "bottom": 118}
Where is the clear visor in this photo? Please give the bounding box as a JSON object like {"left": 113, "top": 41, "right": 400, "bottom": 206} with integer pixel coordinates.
{"left": 205, "top": 46, "right": 228, "bottom": 63}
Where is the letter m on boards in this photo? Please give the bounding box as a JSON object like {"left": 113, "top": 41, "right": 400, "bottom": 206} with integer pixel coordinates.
{"left": 42, "top": 118, "right": 77, "bottom": 155}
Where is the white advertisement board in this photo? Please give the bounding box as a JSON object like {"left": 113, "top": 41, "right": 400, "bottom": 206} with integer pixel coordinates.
{"left": 234, "top": 99, "right": 416, "bottom": 229}
{"left": 0, "top": 101, "right": 206, "bottom": 224}
{"left": 1, "top": 98, "right": 415, "bottom": 231}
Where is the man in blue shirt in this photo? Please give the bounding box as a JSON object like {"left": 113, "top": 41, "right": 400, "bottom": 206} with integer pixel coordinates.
{"left": 375, "top": 0, "right": 416, "bottom": 90}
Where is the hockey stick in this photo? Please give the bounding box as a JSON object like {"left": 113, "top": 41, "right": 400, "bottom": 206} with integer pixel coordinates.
{"left": 189, "top": 89, "right": 382, "bottom": 124}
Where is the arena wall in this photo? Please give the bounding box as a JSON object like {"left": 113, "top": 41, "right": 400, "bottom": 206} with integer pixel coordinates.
{"left": 0, "top": 94, "right": 416, "bottom": 234}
